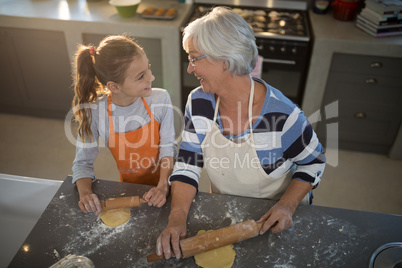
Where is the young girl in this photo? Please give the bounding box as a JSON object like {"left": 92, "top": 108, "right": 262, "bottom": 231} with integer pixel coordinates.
{"left": 71, "top": 35, "right": 176, "bottom": 215}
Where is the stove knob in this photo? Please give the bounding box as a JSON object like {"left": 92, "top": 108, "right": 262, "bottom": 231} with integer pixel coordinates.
{"left": 292, "top": 47, "right": 297, "bottom": 54}
{"left": 269, "top": 46, "right": 275, "bottom": 52}
{"left": 280, "top": 47, "right": 286, "bottom": 53}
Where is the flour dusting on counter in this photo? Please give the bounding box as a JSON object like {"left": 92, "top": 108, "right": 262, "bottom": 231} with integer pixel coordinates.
{"left": 46, "top": 191, "right": 168, "bottom": 267}
{"left": 224, "top": 199, "right": 247, "bottom": 225}
{"left": 62, "top": 217, "right": 131, "bottom": 256}
{"left": 260, "top": 212, "right": 368, "bottom": 267}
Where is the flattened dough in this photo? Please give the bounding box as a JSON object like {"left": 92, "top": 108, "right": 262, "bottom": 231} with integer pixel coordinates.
{"left": 194, "top": 230, "right": 236, "bottom": 268}
{"left": 99, "top": 208, "right": 130, "bottom": 227}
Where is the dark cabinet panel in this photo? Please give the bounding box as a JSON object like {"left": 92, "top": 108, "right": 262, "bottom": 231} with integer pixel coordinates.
{"left": 0, "top": 28, "right": 24, "bottom": 107}
{"left": 317, "top": 53, "right": 402, "bottom": 154}
{"left": 0, "top": 27, "right": 73, "bottom": 118}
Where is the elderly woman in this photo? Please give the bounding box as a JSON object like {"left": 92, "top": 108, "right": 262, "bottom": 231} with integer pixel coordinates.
{"left": 156, "top": 7, "right": 326, "bottom": 259}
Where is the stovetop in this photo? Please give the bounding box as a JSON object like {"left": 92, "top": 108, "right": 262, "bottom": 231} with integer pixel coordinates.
{"left": 187, "top": 3, "right": 311, "bottom": 42}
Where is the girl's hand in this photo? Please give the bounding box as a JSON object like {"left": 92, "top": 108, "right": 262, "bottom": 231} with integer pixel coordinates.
{"left": 78, "top": 193, "right": 102, "bottom": 215}
{"left": 76, "top": 178, "right": 102, "bottom": 215}
{"left": 143, "top": 185, "right": 169, "bottom": 208}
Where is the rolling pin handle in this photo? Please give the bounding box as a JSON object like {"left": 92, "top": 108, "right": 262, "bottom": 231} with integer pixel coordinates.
{"left": 257, "top": 221, "right": 264, "bottom": 233}
{"left": 147, "top": 253, "right": 165, "bottom": 262}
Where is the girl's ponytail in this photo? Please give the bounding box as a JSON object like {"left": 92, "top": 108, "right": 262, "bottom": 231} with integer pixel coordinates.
{"left": 72, "top": 46, "right": 106, "bottom": 142}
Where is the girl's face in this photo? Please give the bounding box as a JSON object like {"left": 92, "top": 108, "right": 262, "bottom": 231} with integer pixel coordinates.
{"left": 186, "top": 39, "right": 226, "bottom": 94}
{"left": 116, "top": 52, "right": 155, "bottom": 102}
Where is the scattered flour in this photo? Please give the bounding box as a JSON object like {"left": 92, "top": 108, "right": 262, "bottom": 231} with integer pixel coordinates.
{"left": 62, "top": 218, "right": 131, "bottom": 256}
{"left": 261, "top": 213, "right": 368, "bottom": 267}
{"left": 224, "top": 199, "right": 247, "bottom": 225}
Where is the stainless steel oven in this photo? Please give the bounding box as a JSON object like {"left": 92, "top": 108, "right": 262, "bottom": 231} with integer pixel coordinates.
{"left": 180, "top": 0, "right": 312, "bottom": 109}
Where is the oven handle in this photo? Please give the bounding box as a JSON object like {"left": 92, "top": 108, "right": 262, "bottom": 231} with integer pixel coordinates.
{"left": 263, "top": 59, "right": 296, "bottom": 65}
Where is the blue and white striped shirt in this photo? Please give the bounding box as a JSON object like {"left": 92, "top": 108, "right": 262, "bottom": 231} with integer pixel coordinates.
{"left": 169, "top": 77, "right": 326, "bottom": 191}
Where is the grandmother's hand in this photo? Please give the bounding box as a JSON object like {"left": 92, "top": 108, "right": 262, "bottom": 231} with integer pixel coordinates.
{"left": 257, "top": 200, "right": 296, "bottom": 234}
{"left": 156, "top": 210, "right": 187, "bottom": 259}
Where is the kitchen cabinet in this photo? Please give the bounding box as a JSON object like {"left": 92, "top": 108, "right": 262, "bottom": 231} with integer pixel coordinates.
{"left": 0, "top": 27, "right": 74, "bottom": 119}
{"left": 316, "top": 53, "right": 402, "bottom": 154}
{"left": 303, "top": 11, "right": 402, "bottom": 159}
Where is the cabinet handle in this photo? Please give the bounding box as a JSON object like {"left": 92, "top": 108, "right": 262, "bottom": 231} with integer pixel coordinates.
{"left": 370, "top": 62, "right": 382, "bottom": 68}
{"left": 365, "top": 78, "right": 377, "bottom": 84}
{"left": 355, "top": 112, "right": 367, "bottom": 118}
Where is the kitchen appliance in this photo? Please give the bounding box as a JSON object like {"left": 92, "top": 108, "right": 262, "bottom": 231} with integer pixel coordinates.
{"left": 180, "top": 0, "right": 312, "bottom": 109}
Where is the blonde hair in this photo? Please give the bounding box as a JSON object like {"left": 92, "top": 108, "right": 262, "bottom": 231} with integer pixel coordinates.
{"left": 72, "top": 35, "right": 142, "bottom": 141}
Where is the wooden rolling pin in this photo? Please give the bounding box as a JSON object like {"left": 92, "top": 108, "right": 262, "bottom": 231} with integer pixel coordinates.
{"left": 100, "top": 196, "right": 147, "bottom": 210}
{"left": 147, "top": 219, "right": 264, "bottom": 262}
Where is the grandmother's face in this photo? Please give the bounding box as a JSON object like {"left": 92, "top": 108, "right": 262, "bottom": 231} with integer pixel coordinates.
{"left": 186, "top": 39, "right": 227, "bottom": 94}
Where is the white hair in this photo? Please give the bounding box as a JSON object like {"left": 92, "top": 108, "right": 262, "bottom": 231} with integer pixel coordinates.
{"left": 183, "top": 6, "right": 258, "bottom": 76}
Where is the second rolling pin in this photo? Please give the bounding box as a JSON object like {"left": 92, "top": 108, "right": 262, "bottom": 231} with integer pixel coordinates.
{"left": 147, "top": 219, "right": 263, "bottom": 262}
{"left": 101, "top": 196, "right": 147, "bottom": 210}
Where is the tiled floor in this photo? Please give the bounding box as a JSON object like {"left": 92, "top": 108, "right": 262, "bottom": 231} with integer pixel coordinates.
{"left": 1, "top": 113, "right": 401, "bottom": 215}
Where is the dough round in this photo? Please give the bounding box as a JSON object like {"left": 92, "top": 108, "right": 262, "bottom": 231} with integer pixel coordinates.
{"left": 194, "top": 230, "right": 236, "bottom": 268}
{"left": 99, "top": 208, "right": 130, "bottom": 227}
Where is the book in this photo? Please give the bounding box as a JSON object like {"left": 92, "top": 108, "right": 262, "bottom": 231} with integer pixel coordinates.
{"left": 361, "top": 6, "right": 402, "bottom": 21}
{"left": 357, "top": 14, "right": 402, "bottom": 27}
{"left": 365, "top": 0, "right": 402, "bottom": 13}
{"left": 356, "top": 19, "right": 402, "bottom": 32}
{"left": 355, "top": 20, "right": 402, "bottom": 36}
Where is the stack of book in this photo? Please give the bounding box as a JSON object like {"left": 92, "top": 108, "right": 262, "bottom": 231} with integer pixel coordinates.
{"left": 355, "top": 0, "right": 402, "bottom": 37}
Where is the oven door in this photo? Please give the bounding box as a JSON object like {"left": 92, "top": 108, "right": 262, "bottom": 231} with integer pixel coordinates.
{"left": 256, "top": 38, "right": 310, "bottom": 106}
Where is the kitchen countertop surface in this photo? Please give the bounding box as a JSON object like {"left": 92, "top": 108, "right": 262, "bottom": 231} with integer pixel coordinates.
{"left": 0, "top": 0, "right": 191, "bottom": 28}
{"left": 8, "top": 176, "right": 402, "bottom": 267}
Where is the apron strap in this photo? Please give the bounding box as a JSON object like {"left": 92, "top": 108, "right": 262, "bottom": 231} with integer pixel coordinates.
{"left": 213, "top": 97, "right": 220, "bottom": 122}
{"left": 248, "top": 75, "right": 255, "bottom": 136}
{"left": 213, "top": 76, "right": 255, "bottom": 133}
{"left": 141, "top": 97, "right": 155, "bottom": 121}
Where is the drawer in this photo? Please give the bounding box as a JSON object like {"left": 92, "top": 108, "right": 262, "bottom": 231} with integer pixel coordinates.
{"left": 323, "top": 73, "right": 402, "bottom": 107}
{"left": 316, "top": 99, "right": 401, "bottom": 153}
{"left": 330, "top": 53, "right": 402, "bottom": 77}
{"left": 338, "top": 100, "right": 401, "bottom": 146}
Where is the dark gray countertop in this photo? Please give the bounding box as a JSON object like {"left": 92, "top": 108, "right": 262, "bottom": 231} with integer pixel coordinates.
{"left": 8, "top": 176, "right": 402, "bottom": 267}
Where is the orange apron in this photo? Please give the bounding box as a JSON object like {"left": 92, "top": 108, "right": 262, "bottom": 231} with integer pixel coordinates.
{"left": 107, "top": 96, "right": 160, "bottom": 186}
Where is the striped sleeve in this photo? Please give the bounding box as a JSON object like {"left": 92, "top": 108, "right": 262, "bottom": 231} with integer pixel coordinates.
{"left": 281, "top": 107, "right": 326, "bottom": 186}
{"left": 169, "top": 88, "right": 214, "bottom": 190}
